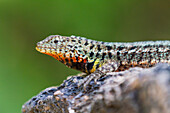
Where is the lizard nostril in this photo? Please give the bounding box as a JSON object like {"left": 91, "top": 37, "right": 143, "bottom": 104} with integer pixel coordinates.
{"left": 37, "top": 41, "right": 44, "bottom": 46}
{"left": 36, "top": 42, "right": 41, "bottom": 46}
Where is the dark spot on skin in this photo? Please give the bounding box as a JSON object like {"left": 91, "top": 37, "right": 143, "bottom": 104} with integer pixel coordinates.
{"left": 32, "top": 97, "right": 36, "bottom": 101}
{"left": 65, "top": 59, "right": 69, "bottom": 62}
{"left": 84, "top": 50, "right": 87, "bottom": 54}
{"left": 143, "top": 45, "right": 151, "bottom": 48}
{"left": 117, "top": 51, "right": 120, "bottom": 60}
{"left": 84, "top": 41, "right": 88, "bottom": 46}
{"left": 118, "top": 46, "right": 124, "bottom": 50}
{"left": 159, "top": 45, "right": 163, "bottom": 47}
{"left": 96, "top": 53, "right": 99, "bottom": 57}
{"left": 118, "top": 73, "right": 123, "bottom": 76}
{"left": 90, "top": 45, "right": 95, "bottom": 49}
{"left": 77, "top": 39, "right": 81, "bottom": 43}
{"left": 141, "top": 52, "right": 145, "bottom": 56}
{"left": 129, "top": 46, "right": 136, "bottom": 50}
{"left": 78, "top": 50, "right": 82, "bottom": 53}
{"left": 156, "top": 48, "right": 159, "bottom": 53}
{"left": 97, "top": 45, "right": 101, "bottom": 51}
{"left": 75, "top": 56, "right": 79, "bottom": 61}
{"left": 108, "top": 52, "right": 112, "bottom": 59}
{"left": 140, "top": 63, "right": 143, "bottom": 66}
{"left": 137, "top": 56, "right": 143, "bottom": 63}
{"left": 28, "top": 101, "right": 31, "bottom": 105}
{"left": 54, "top": 40, "right": 58, "bottom": 43}
{"left": 79, "top": 45, "right": 82, "bottom": 48}
{"left": 124, "top": 51, "right": 128, "bottom": 55}
{"left": 124, "top": 66, "right": 127, "bottom": 69}
{"left": 72, "top": 39, "right": 76, "bottom": 42}
{"left": 128, "top": 53, "right": 135, "bottom": 63}
{"left": 119, "top": 61, "right": 122, "bottom": 65}
{"left": 131, "top": 52, "right": 135, "bottom": 58}
{"left": 106, "top": 46, "right": 112, "bottom": 50}
{"left": 90, "top": 52, "right": 94, "bottom": 57}
{"left": 101, "top": 41, "right": 105, "bottom": 44}
{"left": 68, "top": 45, "right": 73, "bottom": 48}
{"left": 148, "top": 51, "right": 151, "bottom": 54}
{"left": 149, "top": 64, "right": 153, "bottom": 67}
{"left": 70, "top": 54, "right": 72, "bottom": 58}
{"left": 96, "top": 63, "right": 100, "bottom": 69}
{"left": 152, "top": 45, "right": 156, "bottom": 48}
{"left": 117, "top": 51, "right": 120, "bottom": 55}
{"left": 102, "top": 53, "right": 106, "bottom": 60}
{"left": 48, "top": 88, "right": 57, "bottom": 93}
{"left": 90, "top": 40, "right": 93, "bottom": 43}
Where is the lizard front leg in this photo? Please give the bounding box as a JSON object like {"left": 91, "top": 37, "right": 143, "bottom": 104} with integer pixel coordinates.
{"left": 78, "top": 60, "right": 119, "bottom": 90}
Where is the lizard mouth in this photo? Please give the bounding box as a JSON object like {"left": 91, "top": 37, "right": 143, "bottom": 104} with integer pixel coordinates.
{"left": 36, "top": 46, "right": 58, "bottom": 59}
{"left": 36, "top": 46, "right": 46, "bottom": 53}
{"left": 36, "top": 46, "right": 56, "bottom": 53}
{"left": 36, "top": 42, "right": 58, "bottom": 57}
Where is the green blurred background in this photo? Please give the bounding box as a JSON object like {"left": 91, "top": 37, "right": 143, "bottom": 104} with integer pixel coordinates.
{"left": 0, "top": 0, "right": 170, "bottom": 112}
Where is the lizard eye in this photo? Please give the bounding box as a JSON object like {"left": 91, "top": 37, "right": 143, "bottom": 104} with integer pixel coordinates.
{"left": 54, "top": 40, "right": 58, "bottom": 43}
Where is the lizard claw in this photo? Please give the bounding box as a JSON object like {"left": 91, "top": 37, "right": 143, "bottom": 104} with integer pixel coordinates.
{"left": 77, "top": 73, "right": 102, "bottom": 91}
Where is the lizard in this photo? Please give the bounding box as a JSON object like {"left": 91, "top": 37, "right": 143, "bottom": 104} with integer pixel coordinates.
{"left": 36, "top": 35, "right": 170, "bottom": 88}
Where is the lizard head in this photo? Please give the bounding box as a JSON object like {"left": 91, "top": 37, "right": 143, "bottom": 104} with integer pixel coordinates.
{"left": 36, "top": 35, "right": 102, "bottom": 73}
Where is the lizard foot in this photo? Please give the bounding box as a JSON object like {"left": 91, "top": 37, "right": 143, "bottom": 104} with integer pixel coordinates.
{"left": 78, "top": 61, "right": 119, "bottom": 91}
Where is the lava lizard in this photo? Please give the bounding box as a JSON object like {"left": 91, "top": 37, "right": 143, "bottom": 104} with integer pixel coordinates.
{"left": 36, "top": 35, "right": 170, "bottom": 87}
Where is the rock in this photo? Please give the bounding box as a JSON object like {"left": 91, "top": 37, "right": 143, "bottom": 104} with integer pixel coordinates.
{"left": 22, "top": 63, "right": 170, "bottom": 113}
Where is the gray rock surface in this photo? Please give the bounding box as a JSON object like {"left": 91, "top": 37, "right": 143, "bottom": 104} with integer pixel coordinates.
{"left": 22, "top": 64, "right": 170, "bottom": 113}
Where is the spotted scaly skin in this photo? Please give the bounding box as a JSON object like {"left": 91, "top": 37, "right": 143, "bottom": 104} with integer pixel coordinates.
{"left": 36, "top": 35, "right": 170, "bottom": 88}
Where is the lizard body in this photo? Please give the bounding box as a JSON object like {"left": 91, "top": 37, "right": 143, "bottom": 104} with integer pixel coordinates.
{"left": 36, "top": 35, "right": 170, "bottom": 74}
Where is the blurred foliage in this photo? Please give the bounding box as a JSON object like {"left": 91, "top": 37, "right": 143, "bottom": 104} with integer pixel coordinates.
{"left": 0, "top": 0, "right": 169, "bottom": 113}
